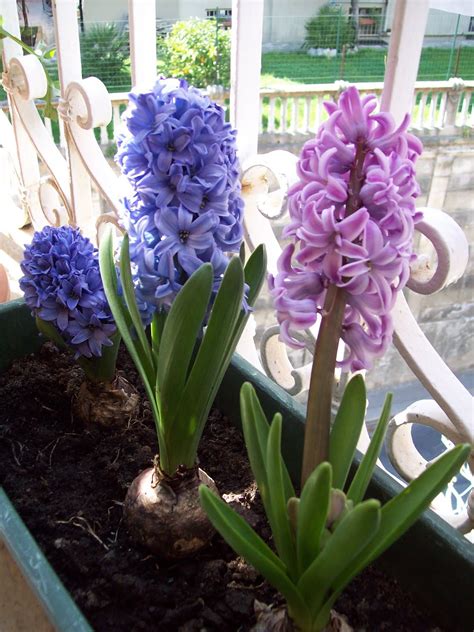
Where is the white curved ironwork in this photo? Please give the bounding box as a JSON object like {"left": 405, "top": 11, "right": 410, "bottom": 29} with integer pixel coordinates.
{"left": 1, "top": 54, "right": 73, "bottom": 227}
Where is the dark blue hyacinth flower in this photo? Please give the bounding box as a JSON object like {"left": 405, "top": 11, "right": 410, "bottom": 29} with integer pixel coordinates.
{"left": 20, "top": 226, "right": 116, "bottom": 359}
{"left": 116, "top": 78, "right": 245, "bottom": 322}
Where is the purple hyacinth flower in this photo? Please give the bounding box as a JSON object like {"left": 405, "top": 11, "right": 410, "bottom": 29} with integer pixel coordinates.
{"left": 116, "top": 78, "right": 245, "bottom": 321}
{"left": 155, "top": 206, "right": 218, "bottom": 261}
{"left": 270, "top": 86, "right": 423, "bottom": 371}
{"left": 20, "top": 225, "right": 116, "bottom": 359}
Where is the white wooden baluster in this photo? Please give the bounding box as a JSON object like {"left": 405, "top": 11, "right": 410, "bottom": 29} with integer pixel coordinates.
{"left": 280, "top": 98, "right": 288, "bottom": 133}
{"left": 99, "top": 125, "right": 109, "bottom": 147}
{"left": 437, "top": 91, "right": 448, "bottom": 128}
{"left": 230, "top": 0, "right": 264, "bottom": 367}
{"left": 304, "top": 97, "right": 311, "bottom": 134}
{"left": 428, "top": 91, "right": 437, "bottom": 129}
{"left": 52, "top": 0, "right": 94, "bottom": 238}
{"left": 290, "top": 97, "right": 298, "bottom": 134}
{"left": 128, "top": 0, "right": 157, "bottom": 88}
{"left": 381, "top": 0, "right": 429, "bottom": 121}
{"left": 268, "top": 97, "right": 275, "bottom": 133}
{"left": 459, "top": 91, "right": 469, "bottom": 127}
{"left": 1, "top": 0, "right": 72, "bottom": 228}
{"left": 113, "top": 104, "right": 122, "bottom": 136}
{"left": 417, "top": 92, "right": 427, "bottom": 130}
{"left": 315, "top": 96, "right": 323, "bottom": 130}
{"left": 230, "top": 0, "right": 264, "bottom": 163}
{"left": 1, "top": 0, "right": 43, "bottom": 228}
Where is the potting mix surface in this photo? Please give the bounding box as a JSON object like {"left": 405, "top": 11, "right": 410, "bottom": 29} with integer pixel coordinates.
{"left": 0, "top": 343, "right": 446, "bottom": 631}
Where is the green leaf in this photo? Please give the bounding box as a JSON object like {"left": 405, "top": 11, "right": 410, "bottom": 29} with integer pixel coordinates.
{"left": 119, "top": 235, "right": 154, "bottom": 383}
{"left": 157, "top": 263, "right": 212, "bottom": 424}
{"left": 297, "top": 499, "right": 381, "bottom": 620}
{"left": 43, "top": 47, "right": 56, "bottom": 59}
{"left": 296, "top": 462, "right": 332, "bottom": 576}
{"left": 36, "top": 316, "right": 120, "bottom": 382}
{"left": 199, "top": 486, "right": 311, "bottom": 629}
{"left": 243, "top": 244, "right": 267, "bottom": 309}
{"left": 329, "top": 374, "right": 366, "bottom": 490}
{"left": 99, "top": 228, "right": 164, "bottom": 453}
{"left": 366, "top": 442, "right": 470, "bottom": 563}
{"left": 347, "top": 393, "right": 392, "bottom": 505}
{"left": 240, "top": 381, "right": 270, "bottom": 500}
{"left": 35, "top": 317, "right": 68, "bottom": 351}
{"left": 240, "top": 383, "right": 295, "bottom": 513}
{"left": 321, "top": 443, "right": 471, "bottom": 618}
{"left": 151, "top": 310, "right": 167, "bottom": 363}
{"left": 266, "top": 415, "right": 298, "bottom": 579}
{"left": 170, "top": 256, "right": 244, "bottom": 469}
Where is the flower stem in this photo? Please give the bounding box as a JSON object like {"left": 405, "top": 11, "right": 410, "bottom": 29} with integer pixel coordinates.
{"left": 300, "top": 140, "right": 367, "bottom": 488}
{"left": 301, "top": 285, "right": 346, "bottom": 487}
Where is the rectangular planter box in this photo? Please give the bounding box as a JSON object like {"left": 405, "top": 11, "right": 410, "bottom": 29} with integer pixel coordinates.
{"left": 1, "top": 299, "right": 473, "bottom": 631}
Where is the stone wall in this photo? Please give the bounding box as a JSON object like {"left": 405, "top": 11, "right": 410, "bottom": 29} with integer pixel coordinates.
{"left": 256, "top": 133, "right": 474, "bottom": 391}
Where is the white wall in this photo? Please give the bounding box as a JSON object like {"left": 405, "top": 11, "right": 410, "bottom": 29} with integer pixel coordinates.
{"left": 83, "top": 0, "right": 128, "bottom": 24}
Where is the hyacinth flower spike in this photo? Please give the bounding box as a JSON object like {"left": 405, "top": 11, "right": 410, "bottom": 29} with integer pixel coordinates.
{"left": 100, "top": 78, "right": 267, "bottom": 559}
{"left": 200, "top": 88, "right": 470, "bottom": 631}
{"left": 20, "top": 226, "right": 138, "bottom": 426}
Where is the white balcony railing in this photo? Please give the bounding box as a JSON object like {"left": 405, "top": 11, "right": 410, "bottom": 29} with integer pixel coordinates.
{"left": 1, "top": 79, "right": 472, "bottom": 150}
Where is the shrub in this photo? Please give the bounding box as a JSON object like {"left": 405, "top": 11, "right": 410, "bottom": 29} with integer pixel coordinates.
{"left": 80, "top": 23, "right": 129, "bottom": 90}
{"left": 159, "top": 18, "right": 231, "bottom": 88}
{"left": 304, "top": 5, "right": 355, "bottom": 52}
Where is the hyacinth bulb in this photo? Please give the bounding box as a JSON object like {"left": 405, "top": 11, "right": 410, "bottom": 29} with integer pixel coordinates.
{"left": 270, "top": 86, "right": 423, "bottom": 371}
{"left": 20, "top": 225, "right": 138, "bottom": 426}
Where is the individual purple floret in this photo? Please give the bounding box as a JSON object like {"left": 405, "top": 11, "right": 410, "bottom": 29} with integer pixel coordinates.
{"left": 269, "top": 86, "right": 423, "bottom": 371}
{"left": 20, "top": 226, "right": 116, "bottom": 358}
{"left": 116, "top": 78, "right": 244, "bottom": 320}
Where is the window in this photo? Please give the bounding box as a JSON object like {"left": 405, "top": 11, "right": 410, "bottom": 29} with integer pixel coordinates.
{"left": 206, "top": 8, "right": 232, "bottom": 29}
{"left": 206, "top": 8, "right": 232, "bottom": 18}
{"left": 358, "top": 7, "right": 383, "bottom": 38}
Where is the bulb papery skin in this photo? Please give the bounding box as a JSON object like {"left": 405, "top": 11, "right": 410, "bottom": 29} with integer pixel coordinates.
{"left": 116, "top": 78, "right": 245, "bottom": 324}
{"left": 124, "top": 465, "right": 218, "bottom": 559}
{"left": 270, "top": 87, "right": 423, "bottom": 371}
{"left": 20, "top": 226, "right": 116, "bottom": 359}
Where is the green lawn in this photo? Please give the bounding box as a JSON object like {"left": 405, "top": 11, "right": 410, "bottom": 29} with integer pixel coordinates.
{"left": 261, "top": 47, "right": 474, "bottom": 87}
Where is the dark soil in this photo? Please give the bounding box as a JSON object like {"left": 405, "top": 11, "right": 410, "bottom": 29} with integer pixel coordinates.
{"left": 0, "top": 343, "right": 444, "bottom": 631}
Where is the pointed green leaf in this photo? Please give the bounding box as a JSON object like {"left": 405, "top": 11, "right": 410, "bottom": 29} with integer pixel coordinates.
{"left": 151, "top": 310, "right": 167, "bottom": 364}
{"left": 240, "top": 382, "right": 270, "bottom": 499}
{"left": 297, "top": 500, "right": 381, "bottom": 619}
{"left": 157, "top": 263, "right": 212, "bottom": 421}
{"left": 367, "top": 442, "right": 470, "bottom": 563}
{"left": 347, "top": 393, "right": 392, "bottom": 504}
{"left": 213, "top": 245, "right": 267, "bottom": 374}
{"left": 329, "top": 374, "right": 366, "bottom": 490}
{"left": 296, "top": 462, "right": 332, "bottom": 576}
{"left": 99, "top": 228, "right": 163, "bottom": 446}
{"left": 243, "top": 244, "right": 267, "bottom": 308}
{"left": 266, "top": 415, "right": 298, "bottom": 579}
{"left": 321, "top": 442, "right": 471, "bottom": 615}
{"left": 199, "top": 486, "right": 311, "bottom": 628}
{"left": 241, "top": 383, "right": 295, "bottom": 513}
{"left": 168, "top": 256, "right": 244, "bottom": 468}
{"left": 119, "top": 234, "right": 154, "bottom": 382}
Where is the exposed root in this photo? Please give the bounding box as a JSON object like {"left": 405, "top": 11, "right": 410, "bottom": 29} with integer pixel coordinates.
{"left": 57, "top": 514, "right": 109, "bottom": 551}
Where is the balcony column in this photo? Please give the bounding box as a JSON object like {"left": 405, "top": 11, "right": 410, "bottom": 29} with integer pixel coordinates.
{"left": 52, "top": 0, "right": 94, "bottom": 237}
{"left": 230, "top": 0, "right": 264, "bottom": 163}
